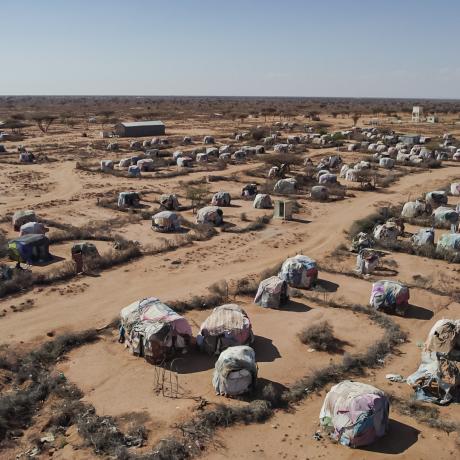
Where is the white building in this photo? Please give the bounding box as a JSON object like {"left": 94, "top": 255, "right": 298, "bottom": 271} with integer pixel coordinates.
{"left": 412, "top": 106, "right": 424, "bottom": 123}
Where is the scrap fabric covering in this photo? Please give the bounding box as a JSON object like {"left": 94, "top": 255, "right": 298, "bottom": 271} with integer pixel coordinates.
{"left": 198, "top": 304, "right": 253, "bottom": 354}
{"left": 279, "top": 255, "right": 318, "bottom": 288}
{"left": 120, "top": 297, "right": 191, "bottom": 359}
{"left": 370, "top": 280, "right": 409, "bottom": 311}
{"left": 254, "top": 275, "right": 288, "bottom": 308}
{"left": 319, "top": 380, "right": 390, "bottom": 447}
{"left": 212, "top": 345, "right": 257, "bottom": 396}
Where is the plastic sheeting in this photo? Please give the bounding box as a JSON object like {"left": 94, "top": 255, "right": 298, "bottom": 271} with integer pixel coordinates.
{"left": 433, "top": 207, "right": 459, "bottom": 227}
{"left": 254, "top": 276, "right": 288, "bottom": 308}
{"left": 211, "top": 191, "right": 231, "bottom": 207}
{"left": 356, "top": 249, "right": 379, "bottom": 275}
{"left": 426, "top": 191, "right": 448, "bottom": 208}
{"left": 12, "top": 210, "right": 36, "bottom": 231}
{"left": 197, "top": 304, "right": 253, "bottom": 355}
{"left": 196, "top": 206, "right": 223, "bottom": 226}
{"left": 425, "top": 319, "right": 460, "bottom": 357}
{"left": 401, "top": 200, "right": 430, "bottom": 219}
{"left": 373, "top": 222, "right": 401, "bottom": 241}
{"left": 310, "top": 186, "right": 329, "bottom": 201}
{"left": 19, "top": 222, "right": 47, "bottom": 237}
{"left": 120, "top": 297, "right": 192, "bottom": 361}
{"left": 160, "top": 194, "right": 180, "bottom": 210}
{"left": 319, "top": 380, "right": 389, "bottom": 447}
{"left": 212, "top": 346, "right": 257, "bottom": 396}
{"left": 152, "top": 211, "right": 181, "bottom": 232}
{"left": 407, "top": 351, "right": 460, "bottom": 405}
{"left": 253, "top": 193, "right": 272, "bottom": 209}
{"left": 279, "top": 255, "right": 318, "bottom": 289}
{"left": 273, "top": 178, "right": 297, "bottom": 194}
{"left": 411, "top": 228, "right": 435, "bottom": 247}
{"left": 370, "top": 280, "right": 410, "bottom": 313}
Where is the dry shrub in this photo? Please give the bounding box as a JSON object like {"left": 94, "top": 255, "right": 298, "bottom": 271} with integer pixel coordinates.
{"left": 297, "top": 321, "right": 337, "bottom": 351}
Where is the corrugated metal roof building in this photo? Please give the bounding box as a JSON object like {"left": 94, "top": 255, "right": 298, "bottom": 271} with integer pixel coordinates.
{"left": 115, "top": 121, "right": 165, "bottom": 137}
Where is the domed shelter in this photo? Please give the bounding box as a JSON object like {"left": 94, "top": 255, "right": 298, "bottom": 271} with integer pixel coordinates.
{"left": 318, "top": 173, "right": 337, "bottom": 185}
{"left": 370, "top": 280, "right": 410, "bottom": 314}
{"left": 196, "top": 206, "right": 223, "bottom": 226}
{"left": 241, "top": 184, "right": 258, "bottom": 199}
{"left": 8, "top": 234, "right": 51, "bottom": 265}
{"left": 100, "top": 160, "right": 114, "bottom": 172}
{"left": 273, "top": 178, "right": 297, "bottom": 194}
{"left": 373, "top": 221, "right": 402, "bottom": 242}
{"left": 197, "top": 304, "right": 254, "bottom": 355}
{"left": 128, "top": 165, "right": 141, "bottom": 177}
{"left": 212, "top": 345, "right": 257, "bottom": 397}
{"left": 450, "top": 182, "right": 460, "bottom": 196}
{"left": 120, "top": 297, "right": 192, "bottom": 362}
{"left": 254, "top": 276, "right": 289, "bottom": 308}
{"left": 425, "top": 319, "right": 460, "bottom": 358}
{"left": 279, "top": 255, "right": 318, "bottom": 289}
{"left": 433, "top": 207, "right": 459, "bottom": 228}
{"left": 310, "top": 185, "right": 329, "bottom": 201}
{"left": 356, "top": 249, "right": 379, "bottom": 275}
{"left": 12, "top": 210, "right": 37, "bottom": 231}
{"left": 19, "top": 222, "right": 48, "bottom": 237}
{"left": 159, "top": 194, "right": 180, "bottom": 210}
{"left": 152, "top": 211, "right": 181, "bottom": 232}
{"left": 71, "top": 242, "right": 99, "bottom": 258}
{"left": 319, "top": 380, "right": 389, "bottom": 447}
{"left": 425, "top": 190, "right": 448, "bottom": 208}
{"left": 253, "top": 193, "right": 272, "bottom": 209}
{"left": 118, "top": 192, "right": 140, "bottom": 208}
{"left": 401, "top": 200, "right": 431, "bottom": 219}
{"left": 436, "top": 233, "right": 460, "bottom": 258}
{"left": 411, "top": 228, "right": 435, "bottom": 247}
{"left": 211, "top": 191, "right": 231, "bottom": 207}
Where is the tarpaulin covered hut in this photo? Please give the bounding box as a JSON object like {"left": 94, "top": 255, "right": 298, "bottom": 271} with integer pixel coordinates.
{"left": 273, "top": 178, "right": 297, "bottom": 194}
{"left": 19, "top": 222, "right": 48, "bottom": 237}
{"left": 319, "top": 380, "right": 389, "bottom": 447}
{"left": 100, "top": 160, "right": 114, "bottom": 172}
{"left": 241, "top": 184, "right": 258, "bottom": 199}
{"left": 279, "top": 255, "right": 318, "bottom": 289}
{"left": 411, "top": 228, "right": 435, "bottom": 247}
{"left": 426, "top": 190, "right": 448, "bottom": 208}
{"left": 118, "top": 192, "right": 140, "bottom": 208}
{"left": 212, "top": 345, "right": 257, "bottom": 397}
{"left": 211, "top": 191, "right": 231, "bottom": 207}
{"left": 120, "top": 297, "right": 192, "bottom": 362}
{"left": 436, "top": 233, "right": 460, "bottom": 255}
{"left": 197, "top": 304, "right": 254, "bottom": 355}
{"left": 8, "top": 234, "right": 51, "bottom": 265}
{"left": 13, "top": 210, "right": 36, "bottom": 231}
{"left": 310, "top": 185, "right": 329, "bottom": 201}
{"left": 196, "top": 206, "right": 223, "bottom": 226}
{"left": 253, "top": 193, "right": 272, "bottom": 209}
{"left": 159, "top": 194, "right": 180, "bottom": 210}
{"left": 152, "top": 211, "right": 181, "bottom": 232}
{"left": 370, "top": 280, "right": 410, "bottom": 314}
{"left": 433, "top": 207, "right": 459, "bottom": 228}
{"left": 401, "top": 200, "right": 431, "bottom": 219}
{"left": 356, "top": 249, "right": 379, "bottom": 275}
{"left": 254, "top": 276, "right": 289, "bottom": 308}
{"left": 451, "top": 182, "right": 460, "bottom": 196}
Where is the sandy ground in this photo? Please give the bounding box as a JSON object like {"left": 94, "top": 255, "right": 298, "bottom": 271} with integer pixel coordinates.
{"left": 0, "top": 110, "right": 459, "bottom": 459}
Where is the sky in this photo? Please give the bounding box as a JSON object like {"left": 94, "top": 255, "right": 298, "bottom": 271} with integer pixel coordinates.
{"left": 1, "top": 0, "right": 460, "bottom": 98}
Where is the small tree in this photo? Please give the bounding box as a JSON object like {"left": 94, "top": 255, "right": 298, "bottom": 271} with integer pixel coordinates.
{"left": 352, "top": 113, "right": 361, "bottom": 126}
{"left": 32, "top": 114, "right": 57, "bottom": 133}
{"left": 185, "top": 184, "right": 209, "bottom": 213}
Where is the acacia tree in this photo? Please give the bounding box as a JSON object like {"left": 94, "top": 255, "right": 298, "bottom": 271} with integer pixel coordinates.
{"left": 32, "top": 114, "right": 58, "bottom": 133}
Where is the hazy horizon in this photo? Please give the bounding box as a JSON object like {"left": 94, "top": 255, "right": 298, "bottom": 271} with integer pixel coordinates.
{"left": 2, "top": 0, "right": 460, "bottom": 98}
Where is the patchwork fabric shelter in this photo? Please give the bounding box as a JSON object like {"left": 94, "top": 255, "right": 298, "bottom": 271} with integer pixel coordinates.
{"left": 310, "top": 185, "right": 329, "bottom": 201}
{"left": 241, "top": 183, "right": 258, "bottom": 199}
{"left": 426, "top": 190, "right": 448, "bottom": 208}
{"left": 71, "top": 242, "right": 99, "bottom": 257}
{"left": 212, "top": 345, "right": 257, "bottom": 396}
{"left": 279, "top": 255, "right": 318, "bottom": 289}
{"left": 356, "top": 249, "right": 379, "bottom": 275}
{"left": 407, "top": 351, "right": 460, "bottom": 405}
{"left": 211, "top": 191, "right": 231, "bottom": 207}
{"left": 253, "top": 193, "right": 272, "bottom": 209}
{"left": 197, "top": 304, "right": 254, "bottom": 355}
{"left": 373, "top": 222, "right": 401, "bottom": 241}
{"left": 425, "top": 319, "right": 460, "bottom": 358}
{"left": 370, "top": 280, "right": 410, "bottom": 314}
{"left": 196, "top": 206, "right": 223, "bottom": 226}
{"left": 120, "top": 297, "right": 192, "bottom": 362}
{"left": 273, "top": 178, "right": 297, "bottom": 194}
{"left": 411, "top": 228, "right": 435, "bottom": 247}
{"left": 401, "top": 200, "right": 430, "bottom": 219}
{"left": 436, "top": 233, "right": 460, "bottom": 256}
{"left": 152, "top": 211, "right": 181, "bottom": 232}
{"left": 100, "top": 160, "right": 114, "bottom": 172}
{"left": 254, "top": 276, "right": 289, "bottom": 308}
{"left": 8, "top": 234, "right": 51, "bottom": 264}
{"left": 319, "top": 380, "right": 390, "bottom": 447}
{"left": 451, "top": 182, "right": 460, "bottom": 196}
{"left": 351, "top": 232, "right": 374, "bottom": 252}
{"left": 433, "top": 207, "right": 459, "bottom": 228}
{"left": 118, "top": 192, "right": 140, "bottom": 208}
{"left": 159, "top": 194, "right": 180, "bottom": 210}
{"left": 12, "top": 210, "right": 36, "bottom": 231}
{"left": 19, "top": 222, "right": 48, "bottom": 237}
